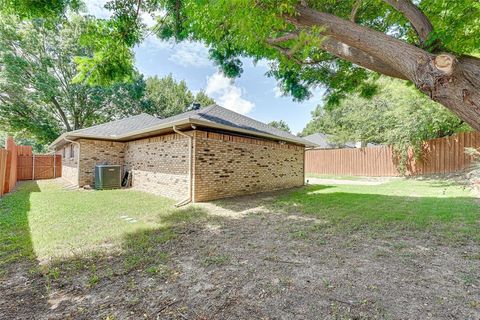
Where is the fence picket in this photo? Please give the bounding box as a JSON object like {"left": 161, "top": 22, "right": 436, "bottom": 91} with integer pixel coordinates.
{"left": 0, "top": 138, "right": 62, "bottom": 197}
{"left": 306, "top": 131, "right": 480, "bottom": 176}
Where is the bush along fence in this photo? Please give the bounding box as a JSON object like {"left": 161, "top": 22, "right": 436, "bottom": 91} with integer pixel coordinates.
{"left": 0, "top": 137, "right": 61, "bottom": 197}
{"left": 305, "top": 131, "right": 480, "bottom": 177}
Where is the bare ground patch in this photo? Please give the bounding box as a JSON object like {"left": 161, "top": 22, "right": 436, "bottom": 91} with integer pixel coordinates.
{"left": 1, "top": 188, "right": 479, "bottom": 320}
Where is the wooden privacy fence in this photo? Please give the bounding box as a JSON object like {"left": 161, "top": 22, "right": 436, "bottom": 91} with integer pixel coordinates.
{"left": 17, "top": 155, "right": 62, "bottom": 180}
{"left": 305, "top": 131, "right": 480, "bottom": 177}
{"left": 306, "top": 145, "right": 398, "bottom": 176}
{"left": 0, "top": 137, "right": 62, "bottom": 197}
{"left": 0, "top": 137, "right": 20, "bottom": 196}
{"left": 0, "top": 149, "right": 8, "bottom": 197}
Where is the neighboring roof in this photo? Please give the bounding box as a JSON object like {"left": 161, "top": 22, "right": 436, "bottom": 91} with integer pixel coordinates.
{"left": 50, "top": 105, "right": 315, "bottom": 148}
{"left": 302, "top": 133, "right": 355, "bottom": 149}
{"left": 303, "top": 133, "right": 381, "bottom": 149}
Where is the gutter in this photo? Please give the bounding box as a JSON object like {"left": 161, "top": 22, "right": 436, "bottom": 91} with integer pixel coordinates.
{"left": 172, "top": 125, "right": 194, "bottom": 207}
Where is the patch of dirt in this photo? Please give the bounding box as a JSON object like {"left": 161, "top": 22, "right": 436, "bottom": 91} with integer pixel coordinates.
{"left": 1, "top": 193, "right": 479, "bottom": 319}
{"left": 306, "top": 177, "right": 395, "bottom": 186}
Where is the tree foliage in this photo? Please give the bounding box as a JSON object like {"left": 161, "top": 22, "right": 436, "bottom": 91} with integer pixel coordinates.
{"left": 0, "top": 14, "right": 215, "bottom": 145}
{"left": 155, "top": 0, "right": 479, "bottom": 103}
{"left": 0, "top": 130, "right": 49, "bottom": 153}
{"left": 36, "top": 0, "right": 477, "bottom": 116}
{"left": 0, "top": 0, "right": 81, "bottom": 19}
{"left": 0, "top": 15, "right": 152, "bottom": 144}
{"left": 268, "top": 120, "right": 291, "bottom": 133}
{"left": 4, "top": 0, "right": 480, "bottom": 133}
{"left": 144, "top": 75, "right": 214, "bottom": 118}
{"left": 302, "top": 78, "right": 471, "bottom": 168}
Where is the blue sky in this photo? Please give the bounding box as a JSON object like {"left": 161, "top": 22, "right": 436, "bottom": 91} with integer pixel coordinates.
{"left": 84, "top": 1, "right": 325, "bottom": 134}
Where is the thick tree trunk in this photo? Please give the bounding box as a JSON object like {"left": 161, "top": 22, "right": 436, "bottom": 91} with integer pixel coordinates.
{"left": 415, "top": 55, "right": 480, "bottom": 129}
{"left": 51, "top": 97, "right": 72, "bottom": 131}
{"left": 291, "top": 5, "right": 480, "bottom": 131}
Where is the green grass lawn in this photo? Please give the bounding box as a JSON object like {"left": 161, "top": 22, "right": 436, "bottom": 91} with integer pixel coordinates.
{"left": 1, "top": 177, "right": 479, "bottom": 271}
{"left": 0, "top": 180, "right": 206, "bottom": 271}
{"left": 1, "top": 178, "right": 478, "bottom": 319}
{"left": 274, "top": 178, "right": 480, "bottom": 242}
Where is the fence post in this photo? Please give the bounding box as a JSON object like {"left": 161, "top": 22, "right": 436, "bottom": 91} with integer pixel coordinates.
{"left": 32, "top": 154, "right": 35, "bottom": 180}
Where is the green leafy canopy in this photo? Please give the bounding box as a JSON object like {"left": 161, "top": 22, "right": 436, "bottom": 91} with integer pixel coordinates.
{"left": 4, "top": 0, "right": 479, "bottom": 106}
{"left": 268, "top": 120, "right": 291, "bottom": 133}
{"left": 0, "top": 14, "right": 215, "bottom": 145}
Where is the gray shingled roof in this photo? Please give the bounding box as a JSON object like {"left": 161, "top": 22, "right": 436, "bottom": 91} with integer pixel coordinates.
{"left": 302, "top": 133, "right": 355, "bottom": 149}
{"left": 51, "top": 105, "right": 313, "bottom": 147}
{"left": 70, "top": 113, "right": 163, "bottom": 138}
{"left": 184, "top": 105, "right": 308, "bottom": 145}
{"left": 303, "top": 133, "right": 380, "bottom": 149}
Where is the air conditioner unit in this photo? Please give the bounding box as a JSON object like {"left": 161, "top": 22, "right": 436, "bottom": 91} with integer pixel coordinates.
{"left": 95, "top": 165, "right": 122, "bottom": 190}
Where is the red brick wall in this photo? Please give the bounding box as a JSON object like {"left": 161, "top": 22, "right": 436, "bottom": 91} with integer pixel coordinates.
{"left": 124, "top": 133, "right": 191, "bottom": 200}
{"left": 193, "top": 131, "right": 305, "bottom": 202}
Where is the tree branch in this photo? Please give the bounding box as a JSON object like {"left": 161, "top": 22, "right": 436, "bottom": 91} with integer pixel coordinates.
{"left": 50, "top": 97, "right": 72, "bottom": 131}
{"left": 136, "top": 0, "right": 142, "bottom": 20}
{"left": 381, "top": 0, "right": 434, "bottom": 45}
{"left": 267, "top": 33, "right": 298, "bottom": 44}
{"left": 289, "top": 5, "right": 429, "bottom": 81}
{"left": 350, "top": 0, "right": 361, "bottom": 22}
{"left": 320, "top": 37, "right": 407, "bottom": 79}
{"left": 267, "top": 32, "right": 407, "bottom": 79}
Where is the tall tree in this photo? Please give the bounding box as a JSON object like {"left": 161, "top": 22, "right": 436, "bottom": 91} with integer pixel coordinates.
{"left": 0, "top": 15, "right": 149, "bottom": 144}
{"left": 5, "top": 1, "right": 479, "bottom": 131}
{"left": 65, "top": 1, "right": 480, "bottom": 131}
{"left": 0, "top": 130, "right": 49, "bottom": 153}
{"left": 145, "top": 75, "right": 215, "bottom": 118}
{"left": 268, "top": 120, "right": 291, "bottom": 133}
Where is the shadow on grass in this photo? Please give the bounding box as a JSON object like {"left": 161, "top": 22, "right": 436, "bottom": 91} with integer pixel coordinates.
{"left": 0, "top": 181, "right": 212, "bottom": 318}
{"left": 405, "top": 173, "right": 470, "bottom": 188}
{"left": 211, "top": 185, "right": 336, "bottom": 213}
{"left": 271, "top": 185, "right": 480, "bottom": 242}
{"left": 1, "top": 180, "right": 479, "bottom": 318}
{"left": 0, "top": 181, "right": 48, "bottom": 319}
{"left": 213, "top": 184, "right": 479, "bottom": 243}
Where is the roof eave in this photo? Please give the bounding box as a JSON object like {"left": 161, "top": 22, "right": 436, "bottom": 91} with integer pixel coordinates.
{"left": 48, "top": 118, "right": 192, "bottom": 149}
{"left": 189, "top": 118, "right": 310, "bottom": 146}
{"left": 49, "top": 117, "right": 313, "bottom": 148}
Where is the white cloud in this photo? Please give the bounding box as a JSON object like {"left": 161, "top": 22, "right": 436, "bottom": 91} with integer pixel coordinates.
{"left": 206, "top": 72, "right": 255, "bottom": 115}
{"left": 140, "top": 12, "right": 157, "bottom": 28}
{"left": 139, "top": 36, "right": 211, "bottom": 67}
{"left": 139, "top": 35, "right": 170, "bottom": 51}
{"left": 273, "top": 86, "right": 283, "bottom": 98}
{"left": 83, "top": 0, "right": 110, "bottom": 18}
{"left": 84, "top": 0, "right": 157, "bottom": 27}
{"left": 254, "top": 59, "right": 275, "bottom": 70}
{"left": 168, "top": 42, "right": 210, "bottom": 67}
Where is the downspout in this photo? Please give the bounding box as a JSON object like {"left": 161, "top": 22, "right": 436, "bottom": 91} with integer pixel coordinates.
{"left": 173, "top": 125, "right": 193, "bottom": 207}
{"left": 63, "top": 137, "right": 81, "bottom": 186}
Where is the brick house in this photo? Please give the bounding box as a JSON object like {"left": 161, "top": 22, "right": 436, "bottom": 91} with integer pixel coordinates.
{"left": 49, "top": 105, "right": 315, "bottom": 202}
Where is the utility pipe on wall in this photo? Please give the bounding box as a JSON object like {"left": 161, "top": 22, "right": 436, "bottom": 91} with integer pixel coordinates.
{"left": 173, "top": 125, "right": 193, "bottom": 207}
